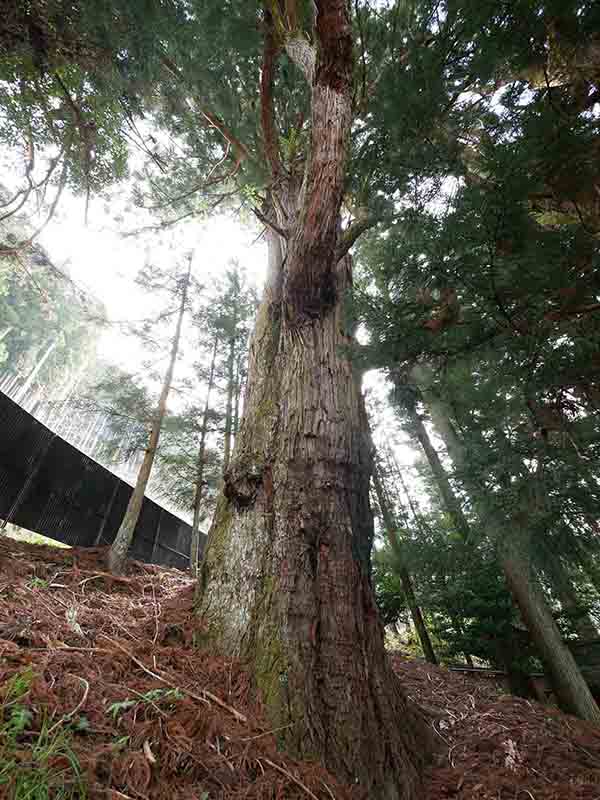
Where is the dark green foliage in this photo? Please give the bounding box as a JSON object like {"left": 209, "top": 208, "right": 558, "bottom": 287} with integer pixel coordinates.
{"left": 358, "top": 2, "right": 600, "bottom": 689}
{"left": 0, "top": 233, "right": 103, "bottom": 387}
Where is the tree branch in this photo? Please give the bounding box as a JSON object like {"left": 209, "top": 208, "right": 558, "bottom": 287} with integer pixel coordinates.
{"left": 261, "top": 9, "right": 283, "bottom": 179}
{"left": 161, "top": 55, "right": 249, "bottom": 164}
{"left": 251, "top": 206, "right": 288, "bottom": 239}
{"left": 335, "top": 212, "right": 379, "bottom": 261}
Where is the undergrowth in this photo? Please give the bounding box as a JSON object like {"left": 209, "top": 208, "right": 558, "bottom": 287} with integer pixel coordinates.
{"left": 0, "top": 667, "right": 87, "bottom": 799}
{"left": 107, "top": 687, "right": 183, "bottom": 721}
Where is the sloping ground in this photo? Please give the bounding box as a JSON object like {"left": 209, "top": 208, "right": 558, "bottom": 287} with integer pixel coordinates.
{"left": 0, "top": 538, "right": 599, "bottom": 800}
{"left": 392, "top": 657, "right": 600, "bottom": 799}
{"left": 0, "top": 538, "right": 352, "bottom": 800}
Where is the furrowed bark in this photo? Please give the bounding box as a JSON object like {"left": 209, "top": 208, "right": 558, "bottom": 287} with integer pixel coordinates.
{"left": 196, "top": 3, "right": 432, "bottom": 796}
{"left": 198, "top": 241, "right": 431, "bottom": 796}
{"left": 283, "top": 1, "right": 353, "bottom": 324}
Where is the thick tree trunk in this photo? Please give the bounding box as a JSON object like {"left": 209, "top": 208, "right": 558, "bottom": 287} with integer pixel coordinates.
{"left": 412, "top": 378, "right": 600, "bottom": 722}
{"left": 108, "top": 257, "right": 191, "bottom": 574}
{"left": 372, "top": 462, "right": 437, "bottom": 665}
{"left": 198, "top": 240, "right": 431, "bottom": 796}
{"left": 190, "top": 335, "right": 218, "bottom": 577}
{"left": 197, "top": 5, "right": 432, "bottom": 796}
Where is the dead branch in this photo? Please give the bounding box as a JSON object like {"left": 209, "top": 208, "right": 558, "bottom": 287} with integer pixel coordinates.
{"left": 98, "top": 634, "right": 248, "bottom": 724}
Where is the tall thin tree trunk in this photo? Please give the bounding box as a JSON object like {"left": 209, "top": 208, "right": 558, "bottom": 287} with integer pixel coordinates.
{"left": 222, "top": 333, "right": 236, "bottom": 472}
{"left": 410, "top": 373, "right": 600, "bottom": 723}
{"left": 498, "top": 521, "right": 600, "bottom": 722}
{"left": 108, "top": 256, "right": 192, "bottom": 574}
{"left": 196, "top": 6, "right": 431, "bottom": 796}
{"left": 541, "top": 553, "right": 598, "bottom": 640}
{"left": 15, "top": 338, "right": 57, "bottom": 404}
{"left": 372, "top": 462, "right": 437, "bottom": 664}
{"left": 190, "top": 335, "right": 218, "bottom": 577}
{"left": 403, "top": 403, "right": 471, "bottom": 539}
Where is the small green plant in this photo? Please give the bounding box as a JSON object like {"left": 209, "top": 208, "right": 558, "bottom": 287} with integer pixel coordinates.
{"left": 111, "top": 735, "right": 130, "bottom": 752}
{"left": 70, "top": 715, "right": 91, "bottom": 733}
{"left": 3, "top": 666, "right": 34, "bottom": 703}
{"left": 107, "top": 687, "right": 183, "bottom": 720}
{"left": 6, "top": 704, "right": 33, "bottom": 736}
{"left": 1, "top": 669, "right": 86, "bottom": 798}
{"left": 0, "top": 718, "right": 87, "bottom": 799}
{"left": 26, "top": 576, "right": 49, "bottom": 590}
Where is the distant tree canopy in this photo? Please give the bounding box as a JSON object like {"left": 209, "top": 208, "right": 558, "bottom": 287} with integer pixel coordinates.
{"left": 76, "top": 262, "right": 257, "bottom": 522}
{"left": 0, "top": 213, "right": 103, "bottom": 387}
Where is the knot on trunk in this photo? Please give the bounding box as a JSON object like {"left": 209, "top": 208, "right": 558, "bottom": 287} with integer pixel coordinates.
{"left": 223, "top": 459, "right": 265, "bottom": 509}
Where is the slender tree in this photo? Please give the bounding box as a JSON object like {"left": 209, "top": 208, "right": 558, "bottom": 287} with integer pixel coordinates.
{"left": 409, "top": 376, "right": 600, "bottom": 723}
{"left": 190, "top": 334, "right": 218, "bottom": 577}
{"left": 222, "top": 332, "right": 236, "bottom": 473}
{"left": 108, "top": 254, "right": 192, "bottom": 573}
{"left": 372, "top": 458, "right": 437, "bottom": 665}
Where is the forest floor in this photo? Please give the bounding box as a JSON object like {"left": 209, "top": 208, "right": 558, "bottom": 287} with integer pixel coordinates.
{"left": 0, "top": 538, "right": 599, "bottom": 800}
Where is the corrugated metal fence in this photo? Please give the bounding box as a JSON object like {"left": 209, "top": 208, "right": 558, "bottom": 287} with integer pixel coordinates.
{"left": 0, "top": 390, "right": 201, "bottom": 570}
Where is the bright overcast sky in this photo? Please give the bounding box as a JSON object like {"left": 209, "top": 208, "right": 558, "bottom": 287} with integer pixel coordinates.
{"left": 0, "top": 131, "right": 267, "bottom": 382}
{"left": 37, "top": 192, "right": 267, "bottom": 373}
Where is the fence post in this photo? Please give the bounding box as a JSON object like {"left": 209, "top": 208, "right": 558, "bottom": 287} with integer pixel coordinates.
{"left": 1, "top": 431, "right": 56, "bottom": 530}
{"left": 151, "top": 509, "right": 163, "bottom": 562}
{"left": 94, "top": 482, "right": 120, "bottom": 546}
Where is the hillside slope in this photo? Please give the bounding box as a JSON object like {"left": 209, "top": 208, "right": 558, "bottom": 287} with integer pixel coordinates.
{"left": 1, "top": 538, "right": 599, "bottom": 799}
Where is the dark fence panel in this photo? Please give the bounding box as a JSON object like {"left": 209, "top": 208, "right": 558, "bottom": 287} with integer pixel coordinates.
{"left": 0, "top": 390, "right": 202, "bottom": 570}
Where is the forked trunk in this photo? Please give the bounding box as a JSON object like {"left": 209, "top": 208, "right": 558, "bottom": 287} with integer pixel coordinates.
{"left": 197, "top": 5, "right": 432, "bottom": 794}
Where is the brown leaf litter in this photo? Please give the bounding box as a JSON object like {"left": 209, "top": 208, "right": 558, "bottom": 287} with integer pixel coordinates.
{"left": 1, "top": 537, "right": 599, "bottom": 799}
